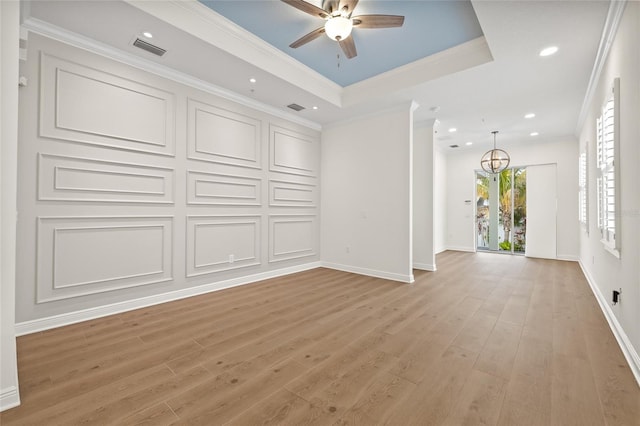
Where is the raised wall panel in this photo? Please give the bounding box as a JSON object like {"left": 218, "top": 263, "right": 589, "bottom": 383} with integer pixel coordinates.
{"left": 37, "top": 216, "right": 173, "bottom": 303}
{"left": 269, "top": 125, "right": 317, "bottom": 177}
{"left": 187, "top": 171, "right": 261, "bottom": 206}
{"left": 38, "top": 153, "right": 174, "bottom": 203}
{"left": 39, "top": 53, "right": 175, "bottom": 156}
{"left": 269, "top": 215, "right": 316, "bottom": 263}
{"left": 269, "top": 180, "right": 316, "bottom": 207}
{"left": 188, "top": 98, "right": 261, "bottom": 169}
{"left": 186, "top": 216, "right": 261, "bottom": 277}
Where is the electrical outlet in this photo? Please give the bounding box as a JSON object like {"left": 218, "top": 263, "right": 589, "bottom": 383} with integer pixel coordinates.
{"left": 229, "top": 254, "right": 234, "bottom": 263}
{"left": 346, "top": 246, "right": 350, "bottom": 254}
{"left": 613, "top": 288, "right": 621, "bottom": 305}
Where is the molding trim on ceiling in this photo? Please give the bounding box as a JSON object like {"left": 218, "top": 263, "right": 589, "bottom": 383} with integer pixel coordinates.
{"left": 342, "top": 36, "right": 493, "bottom": 108}
{"left": 124, "top": 0, "right": 343, "bottom": 107}
{"left": 575, "top": 0, "right": 627, "bottom": 134}
{"left": 21, "top": 17, "right": 322, "bottom": 132}
{"left": 323, "top": 100, "right": 420, "bottom": 130}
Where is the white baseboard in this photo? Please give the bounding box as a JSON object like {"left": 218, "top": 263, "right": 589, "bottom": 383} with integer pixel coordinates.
{"left": 579, "top": 261, "right": 640, "bottom": 387}
{"left": 321, "top": 262, "right": 414, "bottom": 283}
{"left": 15, "top": 262, "right": 322, "bottom": 336}
{"left": 445, "top": 246, "right": 476, "bottom": 253}
{"left": 413, "top": 262, "right": 436, "bottom": 272}
{"left": 557, "top": 254, "right": 579, "bottom": 262}
{"left": 0, "top": 386, "right": 20, "bottom": 412}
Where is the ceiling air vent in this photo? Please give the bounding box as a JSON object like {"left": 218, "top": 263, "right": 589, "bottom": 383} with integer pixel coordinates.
{"left": 133, "top": 38, "right": 166, "bottom": 57}
{"left": 287, "top": 103, "right": 305, "bottom": 112}
{"left": 449, "top": 144, "right": 460, "bottom": 148}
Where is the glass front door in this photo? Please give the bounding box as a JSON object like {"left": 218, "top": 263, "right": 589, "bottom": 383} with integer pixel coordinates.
{"left": 476, "top": 168, "right": 527, "bottom": 254}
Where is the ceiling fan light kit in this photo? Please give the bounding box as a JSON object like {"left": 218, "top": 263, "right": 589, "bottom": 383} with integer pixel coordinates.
{"left": 281, "top": 0, "right": 405, "bottom": 59}
{"left": 325, "top": 16, "right": 353, "bottom": 41}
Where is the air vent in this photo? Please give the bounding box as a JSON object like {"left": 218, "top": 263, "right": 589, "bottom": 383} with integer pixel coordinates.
{"left": 133, "top": 38, "right": 166, "bottom": 56}
{"left": 287, "top": 103, "right": 305, "bottom": 112}
{"left": 449, "top": 144, "right": 459, "bottom": 148}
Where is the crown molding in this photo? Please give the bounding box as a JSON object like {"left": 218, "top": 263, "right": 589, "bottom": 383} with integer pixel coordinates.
{"left": 21, "top": 17, "right": 322, "bottom": 131}
{"left": 124, "top": 0, "right": 343, "bottom": 107}
{"left": 575, "top": 0, "right": 627, "bottom": 134}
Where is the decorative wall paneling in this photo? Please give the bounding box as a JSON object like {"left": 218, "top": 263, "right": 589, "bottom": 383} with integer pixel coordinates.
{"left": 187, "top": 98, "right": 261, "bottom": 169}
{"left": 39, "top": 52, "right": 176, "bottom": 156}
{"left": 268, "top": 180, "right": 317, "bottom": 208}
{"left": 36, "top": 216, "right": 173, "bottom": 302}
{"left": 186, "top": 215, "right": 261, "bottom": 277}
{"left": 269, "top": 125, "right": 317, "bottom": 177}
{"left": 187, "top": 170, "right": 261, "bottom": 206}
{"left": 17, "top": 34, "right": 320, "bottom": 326}
{"left": 38, "top": 153, "right": 175, "bottom": 203}
{"left": 269, "top": 215, "right": 317, "bottom": 263}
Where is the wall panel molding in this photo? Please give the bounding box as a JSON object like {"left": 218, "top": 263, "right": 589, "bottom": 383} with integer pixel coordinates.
{"left": 39, "top": 52, "right": 176, "bottom": 156}
{"left": 16, "top": 33, "right": 321, "bottom": 328}
{"left": 269, "top": 214, "right": 316, "bottom": 263}
{"left": 269, "top": 125, "right": 317, "bottom": 177}
{"left": 186, "top": 215, "right": 261, "bottom": 277}
{"left": 188, "top": 98, "right": 261, "bottom": 168}
{"left": 37, "top": 216, "right": 173, "bottom": 303}
{"left": 38, "top": 153, "right": 174, "bottom": 203}
{"left": 187, "top": 170, "right": 261, "bottom": 206}
{"left": 268, "top": 180, "right": 316, "bottom": 207}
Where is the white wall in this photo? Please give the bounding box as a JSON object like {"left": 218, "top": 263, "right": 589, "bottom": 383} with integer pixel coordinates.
{"left": 321, "top": 103, "right": 417, "bottom": 283}
{"left": 445, "top": 138, "right": 579, "bottom": 259}
{"left": 15, "top": 34, "right": 321, "bottom": 333}
{"left": 578, "top": 1, "right": 639, "bottom": 383}
{"left": 413, "top": 121, "right": 436, "bottom": 270}
{"left": 0, "top": 0, "right": 21, "bottom": 412}
{"left": 434, "top": 146, "right": 447, "bottom": 254}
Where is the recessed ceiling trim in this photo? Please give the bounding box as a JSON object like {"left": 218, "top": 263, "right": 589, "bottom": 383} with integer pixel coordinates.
{"left": 123, "top": 0, "right": 343, "bottom": 107}
{"left": 342, "top": 36, "right": 493, "bottom": 108}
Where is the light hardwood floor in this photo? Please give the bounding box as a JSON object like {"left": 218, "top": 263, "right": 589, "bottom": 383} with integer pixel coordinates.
{"left": 2, "top": 251, "right": 639, "bottom": 425}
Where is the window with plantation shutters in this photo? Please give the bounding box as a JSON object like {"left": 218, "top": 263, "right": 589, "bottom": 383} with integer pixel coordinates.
{"left": 596, "top": 78, "right": 619, "bottom": 255}
{"left": 578, "top": 151, "right": 587, "bottom": 229}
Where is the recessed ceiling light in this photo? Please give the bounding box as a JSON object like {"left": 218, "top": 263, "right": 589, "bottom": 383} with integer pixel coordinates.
{"left": 312, "top": 106, "right": 318, "bottom": 110}
{"left": 524, "top": 113, "right": 536, "bottom": 119}
{"left": 539, "top": 46, "right": 558, "bottom": 57}
{"left": 466, "top": 141, "right": 473, "bottom": 146}
{"left": 449, "top": 128, "right": 457, "bottom": 133}
{"left": 530, "top": 132, "right": 539, "bottom": 136}
{"left": 142, "top": 31, "right": 153, "bottom": 38}
{"left": 249, "top": 78, "right": 256, "bottom": 83}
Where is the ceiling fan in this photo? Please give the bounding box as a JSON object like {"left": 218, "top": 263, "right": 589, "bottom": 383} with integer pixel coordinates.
{"left": 281, "top": 0, "right": 405, "bottom": 59}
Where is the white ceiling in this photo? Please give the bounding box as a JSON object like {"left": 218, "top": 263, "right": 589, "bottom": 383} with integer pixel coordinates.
{"left": 24, "top": 0, "right": 610, "bottom": 151}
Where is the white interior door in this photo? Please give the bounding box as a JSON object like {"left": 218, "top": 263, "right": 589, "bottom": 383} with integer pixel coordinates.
{"left": 525, "top": 164, "right": 557, "bottom": 259}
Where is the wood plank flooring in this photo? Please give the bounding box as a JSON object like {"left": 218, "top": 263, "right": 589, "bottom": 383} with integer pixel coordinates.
{"left": 2, "top": 251, "right": 639, "bottom": 425}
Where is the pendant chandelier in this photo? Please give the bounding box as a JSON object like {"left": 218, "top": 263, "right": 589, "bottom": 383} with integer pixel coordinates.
{"left": 480, "top": 131, "right": 510, "bottom": 173}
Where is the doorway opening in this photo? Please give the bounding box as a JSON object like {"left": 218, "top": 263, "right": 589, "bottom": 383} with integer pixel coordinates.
{"left": 476, "top": 168, "right": 527, "bottom": 254}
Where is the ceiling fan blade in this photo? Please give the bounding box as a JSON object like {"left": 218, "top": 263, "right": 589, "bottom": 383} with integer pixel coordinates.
{"left": 339, "top": 0, "right": 359, "bottom": 17}
{"left": 290, "top": 26, "right": 326, "bottom": 48}
{"left": 281, "top": 0, "right": 330, "bottom": 19}
{"left": 338, "top": 36, "right": 357, "bottom": 59}
{"left": 352, "top": 14, "right": 405, "bottom": 28}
